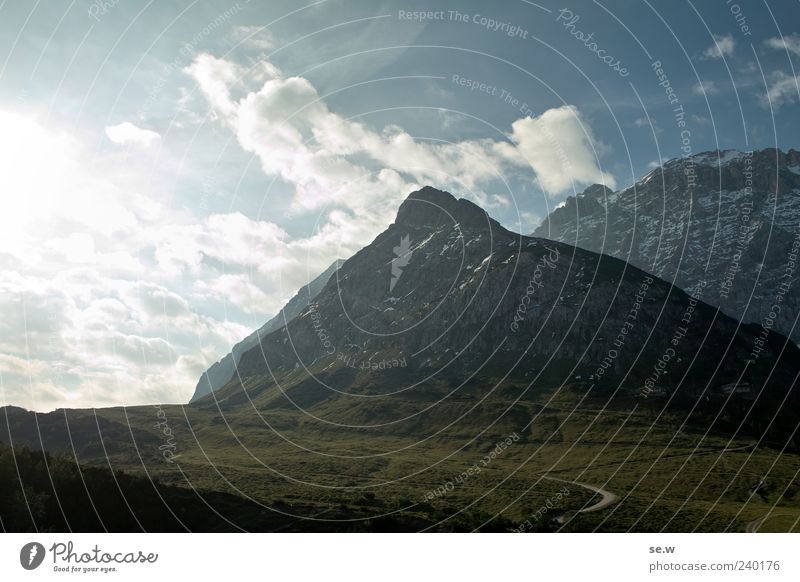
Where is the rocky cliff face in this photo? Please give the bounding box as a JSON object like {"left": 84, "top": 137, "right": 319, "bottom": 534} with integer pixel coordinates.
{"left": 190, "top": 259, "right": 342, "bottom": 402}
{"left": 533, "top": 148, "right": 800, "bottom": 344}
{"left": 197, "top": 187, "right": 799, "bottom": 446}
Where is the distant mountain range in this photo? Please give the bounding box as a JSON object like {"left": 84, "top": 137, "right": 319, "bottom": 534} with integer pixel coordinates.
{"left": 533, "top": 148, "right": 800, "bottom": 345}
{"left": 190, "top": 259, "right": 342, "bottom": 402}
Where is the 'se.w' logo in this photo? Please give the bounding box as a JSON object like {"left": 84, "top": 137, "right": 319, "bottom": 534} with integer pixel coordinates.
{"left": 20, "top": 542, "right": 46, "bottom": 570}
{"left": 390, "top": 235, "right": 413, "bottom": 292}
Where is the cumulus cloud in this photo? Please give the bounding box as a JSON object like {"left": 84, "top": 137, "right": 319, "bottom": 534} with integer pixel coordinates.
{"left": 0, "top": 110, "right": 271, "bottom": 410}
{"left": 151, "top": 212, "right": 289, "bottom": 275}
{"left": 761, "top": 70, "right": 800, "bottom": 109}
{"left": 0, "top": 261, "right": 257, "bottom": 410}
{"left": 508, "top": 106, "right": 616, "bottom": 196}
{"left": 231, "top": 25, "right": 275, "bottom": 50}
{"left": 227, "top": 75, "right": 508, "bottom": 212}
{"left": 760, "top": 36, "right": 800, "bottom": 109}
{"left": 185, "top": 52, "right": 613, "bottom": 207}
{"left": 633, "top": 117, "right": 663, "bottom": 134}
{"left": 196, "top": 274, "right": 277, "bottom": 315}
{"left": 765, "top": 33, "right": 800, "bottom": 56}
{"left": 105, "top": 122, "right": 161, "bottom": 147}
{"left": 693, "top": 80, "right": 719, "bottom": 95}
{"left": 703, "top": 34, "right": 735, "bottom": 59}
{"left": 183, "top": 53, "right": 247, "bottom": 118}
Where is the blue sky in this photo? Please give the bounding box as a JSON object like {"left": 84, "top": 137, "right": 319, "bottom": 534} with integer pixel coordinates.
{"left": 1, "top": 0, "right": 798, "bottom": 410}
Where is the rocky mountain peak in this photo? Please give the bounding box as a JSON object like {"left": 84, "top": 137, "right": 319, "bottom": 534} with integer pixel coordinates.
{"left": 578, "top": 183, "right": 615, "bottom": 199}
{"left": 394, "top": 186, "right": 499, "bottom": 231}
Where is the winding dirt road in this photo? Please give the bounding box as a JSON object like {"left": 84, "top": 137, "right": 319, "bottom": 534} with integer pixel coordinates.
{"left": 542, "top": 475, "right": 619, "bottom": 513}
{"left": 745, "top": 512, "right": 794, "bottom": 533}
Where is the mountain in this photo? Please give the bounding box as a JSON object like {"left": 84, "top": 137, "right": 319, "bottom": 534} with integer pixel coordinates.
{"left": 198, "top": 186, "right": 799, "bottom": 448}
{"left": 190, "top": 259, "right": 342, "bottom": 402}
{"left": 532, "top": 148, "right": 800, "bottom": 345}
{"left": 4, "top": 186, "right": 800, "bottom": 532}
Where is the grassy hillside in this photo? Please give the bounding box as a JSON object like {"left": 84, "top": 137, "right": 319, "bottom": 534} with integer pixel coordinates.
{"left": 3, "top": 380, "right": 798, "bottom": 532}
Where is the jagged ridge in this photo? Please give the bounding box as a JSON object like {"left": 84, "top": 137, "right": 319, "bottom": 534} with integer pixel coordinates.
{"left": 533, "top": 148, "right": 800, "bottom": 344}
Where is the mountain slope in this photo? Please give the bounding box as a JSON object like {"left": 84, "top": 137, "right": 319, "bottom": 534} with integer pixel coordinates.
{"left": 200, "top": 186, "right": 800, "bottom": 448}
{"left": 532, "top": 148, "right": 800, "bottom": 344}
{"left": 190, "top": 259, "right": 342, "bottom": 402}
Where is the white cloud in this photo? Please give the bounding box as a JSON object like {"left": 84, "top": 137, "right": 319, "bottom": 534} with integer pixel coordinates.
{"left": 231, "top": 25, "right": 275, "bottom": 50}
{"left": 765, "top": 34, "right": 800, "bottom": 56}
{"left": 0, "top": 260, "right": 260, "bottom": 410}
{"left": 693, "top": 80, "right": 719, "bottom": 95}
{"left": 229, "top": 74, "right": 509, "bottom": 212}
{"left": 105, "top": 121, "right": 161, "bottom": 147}
{"left": 196, "top": 274, "right": 276, "bottom": 315}
{"left": 703, "top": 34, "right": 735, "bottom": 59}
{"left": 508, "top": 106, "right": 616, "bottom": 196}
{"left": 0, "top": 110, "right": 275, "bottom": 410}
{"left": 633, "top": 117, "right": 663, "bottom": 134}
{"left": 151, "top": 212, "right": 289, "bottom": 275}
{"left": 185, "top": 53, "right": 613, "bottom": 206}
{"left": 761, "top": 70, "right": 800, "bottom": 109}
{"left": 183, "top": 53, "right": 247, "bottom": 118}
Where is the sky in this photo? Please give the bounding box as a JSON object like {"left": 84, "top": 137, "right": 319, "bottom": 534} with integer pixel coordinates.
{"left": 0, "top": 0, "right": 798, "bottom": 411}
